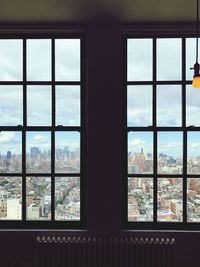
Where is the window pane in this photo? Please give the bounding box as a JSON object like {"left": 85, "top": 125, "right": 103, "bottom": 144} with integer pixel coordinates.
{"left": 27, "top": 39, "right": 51, "bottom": 81}
{"left": 128, "top": 132, "right": 153, "bottom": 174}
{"left": 187, "top": 178, "right": 200, "bottom": 222}
{"left": 127, "top": 39, "right": 152, "bottom": 81}
{"left": 158, "top": 132, "right": 183, "bottom": 174}
{"left": 157, "top": 178, "right": 183, "bottom": 222}
{"left": 55, "top": 132, "right": 80, "bottom": 173}
{"left": 186, "top": 38, "right": 200, "bottom": 81}
{"left": 186, "top": 85, "right": 200, "bottom": 126}
{"left": 27, "top": 86, "right": 51, "bottom": 126}
{"left": 26, "top": 132, "right": 51, "bottom": 173}
{"left": 56, "top": 86, "right": 80, "bottom": 126}
{"left": 26, "top": 177, "right": 51, "bottom": 220}
{"left": 157, "top": 38, "right": 181, "bottom": 80}
{"left": 0, "top": 40, "right": 22, "bottom": 81}
{"left": 0, "top": 85, "right": 22, "bottom": 126}
{"left": 157, "top": 85, "right": 182, "bottom": 126}
{"left": 0, "top": 177, "right": 22, "bottom": 220}
{"left": 187, "top": 132, "right": 200, "bottom": 174}
{"left": 128, "top": 177, "right": 153, "bottom": 222}
{"left": 55, "top": 39, "right": 80, "bottom": 81}
{"left": 55, "top": 177, "right": 80, "bottom": 221}
{"left": 127, "top": 85, "right": 152, "bottom": 126}
{"left": 0, "top": 132, "right": 22, "bottom": 173}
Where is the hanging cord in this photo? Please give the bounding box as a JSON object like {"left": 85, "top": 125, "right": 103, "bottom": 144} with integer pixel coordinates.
{"left": 196, "top": 0, "right": 199, "bottom": 63}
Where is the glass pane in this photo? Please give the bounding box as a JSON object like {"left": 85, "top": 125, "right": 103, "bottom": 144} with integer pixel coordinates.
{"left": 26, "top": 132, "right": 51, "bottom": 173}
{"left": 157, "top": 38, "right": 181, "bottom": 80}
{"left": 186, "top": 38, "right": 200, "bottom": 80}
{"left": 55, "top": 177, "right": 80, "bottom": 221}
{"left": 186, "top": 85, "right": 200, "bottom": 126}
{"left": 158, "top": 132, "right": 183, "bottom": 174}
{"left": 187, "top": 178, "right": 200, "bottom": 222}
{"left": 0, "top": 40, "right": 22, "bottom": 81}
{"left": 27, "top": 39, "right": 51, "bottom": 81}
{"left": 157, "top": 178, "right": 183, "bottom": 222}
{"left": 157, "top": 85, "right": 182, "bottom": 126}
{"left": 55, "top": 132, "right": 80, "bottom": 173}
{"left": 187, "top": 132, "right": 200, "bottom": 174}
{"left": 0, "top": 132, "right": 22, "bottom": 173}
{"left": 128, "top": 177, "right": 153, "bottom": 222}
{"left": 128, "top": 132, "right": 153, "bottom": 174}
{"left": 0, "top": 177, "right": 22, "bottom": 220}
{"left": 26, "top": 177, "right": 51, "bottom": 220}
{"left": 27, "top": 86, "right": 51, "bottom": 126}
{"left": 127, "top": 39, "right": 152, "bottom": 81}
{"left": 55, "top": 39, "right": 80, "bottom": 81}
{"left": 56, "top": 86, "right": 80, "bottom": 126}
{"left": 0, "top": 85, "right": 22, "bottom": 126}
{"left": 127, "top": 85, "right": 152, "bottom": 126}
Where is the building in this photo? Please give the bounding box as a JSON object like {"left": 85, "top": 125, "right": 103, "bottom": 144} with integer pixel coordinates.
{"left": 30, "top": 147, "right": 39, "bottom": 159}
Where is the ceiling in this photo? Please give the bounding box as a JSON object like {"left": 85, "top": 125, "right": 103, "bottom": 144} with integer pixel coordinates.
{"left": 0, "top": 0, "right": 196, "bottom": 23}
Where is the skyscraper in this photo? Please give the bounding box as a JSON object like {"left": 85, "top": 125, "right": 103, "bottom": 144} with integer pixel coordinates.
{"left": 30, "top": 147, "right": 39, "bottom": 159}
{"left": 6, "top": 151, "right": 11, "bottom": 160}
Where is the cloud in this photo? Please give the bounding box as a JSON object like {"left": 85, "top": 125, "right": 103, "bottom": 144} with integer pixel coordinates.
{"left": 27, "top": 40, "right": 51, "bottom": 81}
{"left": 0, "top": 40, "right": 22, "bottom": 81}
{"left": 55, "top": 39, "right": 80, "bottom": 81}
{"left": 32, "top": 134, "right": 48, "bottom": 143}
{"left": 0, "top": 132, "right": 19, "bottom": 144}
{"left": 159, "top": 142, "right": 182, "bottom": 149}
{"left": 130, "top": 138, "right": 145, "bottom": 146}
{"left": 190, "top": 143, "right": 200, "bottom": 149}
{"left": 0, "top": 85, "right": 22, "bottom": 126}
{"left": 56, "top": 86, "right": 80, "bottom": 126}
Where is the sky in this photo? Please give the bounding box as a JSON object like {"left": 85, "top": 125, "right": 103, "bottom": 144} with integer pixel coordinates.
{"left": 128, "top": 131, "right": 184, "bottom": 159}
{"left": 0, "top": 38, "right": 200, "bottom": 158}
{"left": 187, "top": 132, "right": 200, "bottom": 158}
{"left": 128, "top": 132, "right": 153, "bottom": 155}
{"left": 127, "top": 38, "right": 200, "bottom": 127}
{"left": 0, "top": 131, "right": 80, "bottom": 155}
{"left": 0, "top": 39, "right": 81, "bottom": 127}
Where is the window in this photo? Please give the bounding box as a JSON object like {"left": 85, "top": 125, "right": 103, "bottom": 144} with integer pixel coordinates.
{"left": 0, "top": 34, "right": 85, "bottom": 228}
{"left": 124, "top": 36, "right": 200, "bottom": 230}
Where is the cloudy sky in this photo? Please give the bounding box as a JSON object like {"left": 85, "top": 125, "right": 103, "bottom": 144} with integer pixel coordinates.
{"left": 0, "top": 131, "right": 21, "bottom": 155}
{"left": 128, "top": 132, "right": 153, "bottom": 155}
{"left": 127, "top": 38, "right": 200, "bottom": 128}
{"left": 157, "top": 132, "right": 182, "bottom": 159}
{"left": 128, "top": 131, "right": 184, "bottom": 159}
{"left": 187, "top": 132, "right": 200, "bottom": 158}
{"left": 0, "top": 131, "right": 80, "bottom": 156}
{"left": 0, "top": 39, "right": 80, "bottom": 127}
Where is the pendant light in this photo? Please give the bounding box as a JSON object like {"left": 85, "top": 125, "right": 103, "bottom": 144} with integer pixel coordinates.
{"left": 191, "top": 0, "right": 200, "bottom": 88}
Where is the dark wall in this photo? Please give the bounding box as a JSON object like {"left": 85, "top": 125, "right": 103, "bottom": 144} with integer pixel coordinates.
{"left": 1, "top": 18, "right": 200, "bottom": 267}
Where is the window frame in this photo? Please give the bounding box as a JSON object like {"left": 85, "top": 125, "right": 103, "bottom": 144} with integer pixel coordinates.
{"left": 0, "top": 32, "right": 86, "bottom": 229}
{"left": 123, "top": 32, "right": 200, "bottom": 230}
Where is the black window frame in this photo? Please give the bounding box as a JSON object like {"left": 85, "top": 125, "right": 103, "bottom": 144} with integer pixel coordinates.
{"left": 123, "top": 32, "right": 200, "bottom": 230}
{"left": 0, "top": 32, "right": 86, "bottom": 229}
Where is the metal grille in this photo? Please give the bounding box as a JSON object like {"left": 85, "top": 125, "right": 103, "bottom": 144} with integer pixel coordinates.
{"left": 36, "top": 236, "right": 175, "bottom": 267}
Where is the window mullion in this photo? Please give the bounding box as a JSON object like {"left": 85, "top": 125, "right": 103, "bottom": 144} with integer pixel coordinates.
{"left": 22, "top": 38, "right": 27, "bottom": 222}
{"left": 153, "top": 38, "right": 157, "bottom": 223}
{"left": 182, "top": 37, "right": 187, "bottom": 223}
{"left": 51, "top": 38, "right": 55, "bottom": 221}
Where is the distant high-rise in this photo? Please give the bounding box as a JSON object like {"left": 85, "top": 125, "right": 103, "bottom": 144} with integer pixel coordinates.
{"left": 141, "top": 148, "right": 144, "bottom": 154}
{"left": 64, "top": 146, "right": 70, "bottom": 156}
{"left": 6, "top": 151, "right": 11, "bottom": 160}
{"left": 30, "top": 147, "right": 39, "bottom": 159}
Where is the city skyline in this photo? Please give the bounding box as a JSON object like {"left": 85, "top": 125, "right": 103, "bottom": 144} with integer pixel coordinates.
{"left": 0, "top": 131, "right": 80, "bottom": 156}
